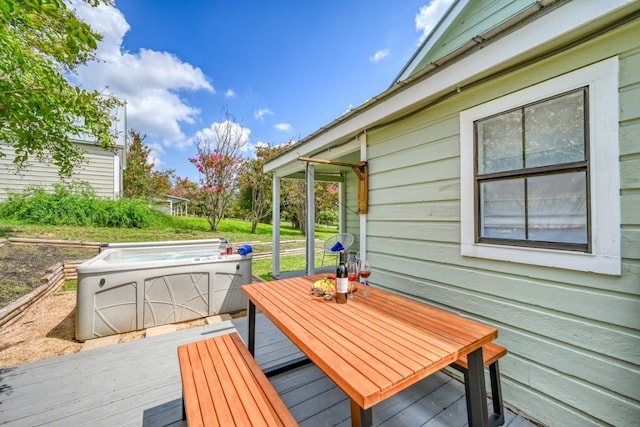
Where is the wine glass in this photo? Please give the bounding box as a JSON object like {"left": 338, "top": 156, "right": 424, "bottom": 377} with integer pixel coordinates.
{"left": 359, "top": 259, "right": 371, "bottom": 296}
{"left": 347, "top": 261, "right": 358, "bottom": 300}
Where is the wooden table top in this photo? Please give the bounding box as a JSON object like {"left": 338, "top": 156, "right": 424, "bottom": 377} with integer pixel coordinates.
{"left": 242, "top": 274, "right": 497, "bottom": 410}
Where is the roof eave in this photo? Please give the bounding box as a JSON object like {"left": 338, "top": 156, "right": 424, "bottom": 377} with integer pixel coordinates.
{"left": 264, "top": 0, "right": 636, "bottom": 176}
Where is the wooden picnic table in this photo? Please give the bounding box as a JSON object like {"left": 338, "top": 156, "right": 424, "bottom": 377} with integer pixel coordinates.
{"left": 242, "top": 274, "right": 498, "bottom": 427}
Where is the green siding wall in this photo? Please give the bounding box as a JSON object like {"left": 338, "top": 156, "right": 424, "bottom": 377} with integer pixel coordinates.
{"left": 412, "top": 0, "right": 542, "bottom": 76}
{"left": 364, "top": 20, "right": 640, "bottom": 427}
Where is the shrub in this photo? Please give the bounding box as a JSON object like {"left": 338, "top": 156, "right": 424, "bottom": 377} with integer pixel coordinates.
{"left": 318, "top": 209, "right": 338, "bottom": 226}
{"left": 0, "top": 185, "right": 173, "bottom": 228}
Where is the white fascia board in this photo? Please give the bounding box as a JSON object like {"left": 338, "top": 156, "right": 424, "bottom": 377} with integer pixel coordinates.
{"left": 395, "top": 0, "right": 470, "bottom": 83}
{"left": 265, "top": 0, "right": 634, "bottom": 176}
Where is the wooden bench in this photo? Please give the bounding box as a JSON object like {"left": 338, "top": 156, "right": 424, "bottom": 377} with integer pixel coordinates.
{"left": 451, "top": 343, "right": 507, "bottom": 427}
{"left": 177, "top": 332, "right": 299, "bottom": 426}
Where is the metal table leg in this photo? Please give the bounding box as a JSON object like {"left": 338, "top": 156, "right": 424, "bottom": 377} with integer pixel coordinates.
{"left": 489, "top": 361, "right": 505, "bottom": 426}
{"left": 465, "top": 347, "right": 490, "bottom": 427}
{"left": 350, "top": 400, "right": 372, "bottom": 427}
{"left": 248, "top": 300, "right": 256, "bottom": 356}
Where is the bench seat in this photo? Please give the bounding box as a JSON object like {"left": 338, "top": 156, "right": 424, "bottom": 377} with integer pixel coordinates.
{"left": 178, "top": 332, "right": 298, "bottom": 427}
{"left": 452, "top": 342, "right": 507, "bottom": 427}
{"left": 454, "top": 342, "right": 507, "bottom": 369}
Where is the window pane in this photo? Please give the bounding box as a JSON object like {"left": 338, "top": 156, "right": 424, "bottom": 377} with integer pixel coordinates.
{"left": 527, "top": 172, "right": 587, "bottom": 244}
{"left": 525, "top": 90, "right": 586, "bottom": 168}
{"left": 480, "top": 179, "right": 525, "bottom": 239}
{"left": 476, "top": 110, "right": 523, "bottom": 174}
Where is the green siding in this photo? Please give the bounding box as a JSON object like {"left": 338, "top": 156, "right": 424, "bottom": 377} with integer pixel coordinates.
{"left": 365, "top": 20, "right": 640, "bottom": 427}
{"left": 410, "top": 0, "right": 542, "bottom": 77}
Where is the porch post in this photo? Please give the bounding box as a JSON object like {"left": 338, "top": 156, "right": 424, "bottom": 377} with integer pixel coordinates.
{"left": 305, "top": 164, "right": 315, "bottom": 275}
{"left": 272, "top": 174, "right": 281, "bottom": 277}
{"left": 339, "top": 174, "right": 346, "bottom": 234}
{"left": 359, "top": 132, "right": 367, "bottom": 259}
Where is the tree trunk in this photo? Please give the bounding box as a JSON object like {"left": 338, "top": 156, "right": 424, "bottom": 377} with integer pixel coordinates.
{"left": 207, "top": 212, "right": 217, "bottom": 231}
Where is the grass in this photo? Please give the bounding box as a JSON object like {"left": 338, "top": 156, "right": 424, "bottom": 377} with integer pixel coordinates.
{"left": 0, "top": 217, "right": 332, "bottom": 242}
{"left": 0, "top": 279, "right": 30, "bottom": 304}
{"left": 59, "top": 279, "right": 77, "bottom": 293}
{"left": 251, "top": 253, "right": 333, "bottom": 281}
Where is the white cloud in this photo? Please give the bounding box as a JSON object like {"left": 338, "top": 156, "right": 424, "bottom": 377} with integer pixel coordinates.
{"left": 195, "top": 120, "right": 251, "bottom": 147}
{"left": 370, "top": 49, "right": 390, "bottom": 63}
{"left": 415, "top": 0, "right": 454, "bottom": 43}
{"left": 343, "top": 104, "right": 356, "bottom": 115}
{"left": 70, "top": 1, "right": 213, "bottom": 149}
{"left": 275, "top": 123, "right": 292, "bottom": 132}
{"left": 68, "top": 0, "right": 129, "bottom": 59}
{"left": 225, "top": 89, "right": 236, "bottom": 98}
{"left": 254, "top": 108, "right": 274, "bottom": 120}
{"left": 146, "top": 141, "right": 165, "bottom": 168}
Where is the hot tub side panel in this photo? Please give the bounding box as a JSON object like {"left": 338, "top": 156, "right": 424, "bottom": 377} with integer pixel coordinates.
{"left": 142, "top": 257, "right": 251, "bottom": 329}
{"left": 76, "top": 255, "right": 252, "bottom": 341}
{"left": 210, "top": 257, "right": 252, "bottom": 314}
{"left": 143, "top": 272, "right": 210, "bottom": 329}
{"left": 76, "top": 272, "right": 139, "bottom": 341}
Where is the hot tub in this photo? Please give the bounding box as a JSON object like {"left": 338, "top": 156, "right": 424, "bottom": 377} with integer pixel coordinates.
{"left": 76, "top": 239, "right": 251, "bottom": 341}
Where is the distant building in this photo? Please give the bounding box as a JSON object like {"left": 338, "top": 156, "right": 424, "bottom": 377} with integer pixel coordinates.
{"left": 151, "top": 195, "right": 189, "bottom": 216}
{"left": 0, "top": 104, "right": 126, "bottom": 202}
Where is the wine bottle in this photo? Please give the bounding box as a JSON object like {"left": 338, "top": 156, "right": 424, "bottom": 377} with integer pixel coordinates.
{"left": 335, "top": 250, "right": 348, "bottom": 304}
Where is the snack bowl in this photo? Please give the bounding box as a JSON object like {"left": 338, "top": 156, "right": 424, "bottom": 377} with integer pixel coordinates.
{"left": 323, "top": 292, "right": 334, "bottom": 301}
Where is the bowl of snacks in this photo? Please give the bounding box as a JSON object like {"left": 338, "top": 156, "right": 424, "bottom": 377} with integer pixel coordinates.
{"left": 311, "top": 274, "right": 356, "bottom": 296}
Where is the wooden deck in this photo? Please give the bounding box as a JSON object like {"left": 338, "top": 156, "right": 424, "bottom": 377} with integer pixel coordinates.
{"left": 0, "top": 315, "right": 537, "bottom": 426}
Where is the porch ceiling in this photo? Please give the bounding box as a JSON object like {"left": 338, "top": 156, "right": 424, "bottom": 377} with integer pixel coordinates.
{"left": 279, "top": 149, "right": 361, "bottom": 179}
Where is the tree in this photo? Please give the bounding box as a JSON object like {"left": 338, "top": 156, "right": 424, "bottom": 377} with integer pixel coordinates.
{"left": 281, "top": 179, "right": 307, "bottom": 233}
{"left": 123, "top": 129, "right": 172, "bottom": 199}
{"left": 123, "top": 130, "right": 153, "bottom": 198}
{"left": 190, "top": 111, "right": 248, "bottom": 231}
{"left": 237, "top": 142, "right": 291, "bottom": 233}
{"left": 277, "top": 179, "right": 340, "bottom": 234}
{"left": 316, "top": 182, "right": 339, "bottom": 225}
{"left": 0, "top": 0, "right": 122, "bottom": 176}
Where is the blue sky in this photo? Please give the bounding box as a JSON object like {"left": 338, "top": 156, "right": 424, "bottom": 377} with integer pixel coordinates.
{"left": 71, "top": 0, "right": 453, "bottom": 181}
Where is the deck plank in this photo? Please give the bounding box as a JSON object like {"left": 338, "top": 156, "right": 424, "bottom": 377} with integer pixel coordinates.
{"left": 0, "top": 314, "right": 537, "bottom": 426}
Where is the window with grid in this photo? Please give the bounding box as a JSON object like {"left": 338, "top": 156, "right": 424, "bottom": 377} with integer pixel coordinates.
{"left": 474, "top": 88, "right": 589, "bottom": 252}
{"left": 459, "top": 57, "right": 620, "bottom": 275}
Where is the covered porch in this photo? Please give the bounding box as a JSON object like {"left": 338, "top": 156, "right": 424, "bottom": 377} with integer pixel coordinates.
{"left": 267, "top": 133, "right": 368, "bottom": 279}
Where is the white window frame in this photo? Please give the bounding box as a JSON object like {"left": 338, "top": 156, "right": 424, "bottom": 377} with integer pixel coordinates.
{"left": 460, "top": 57, "right": 621, "bottom": 276}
